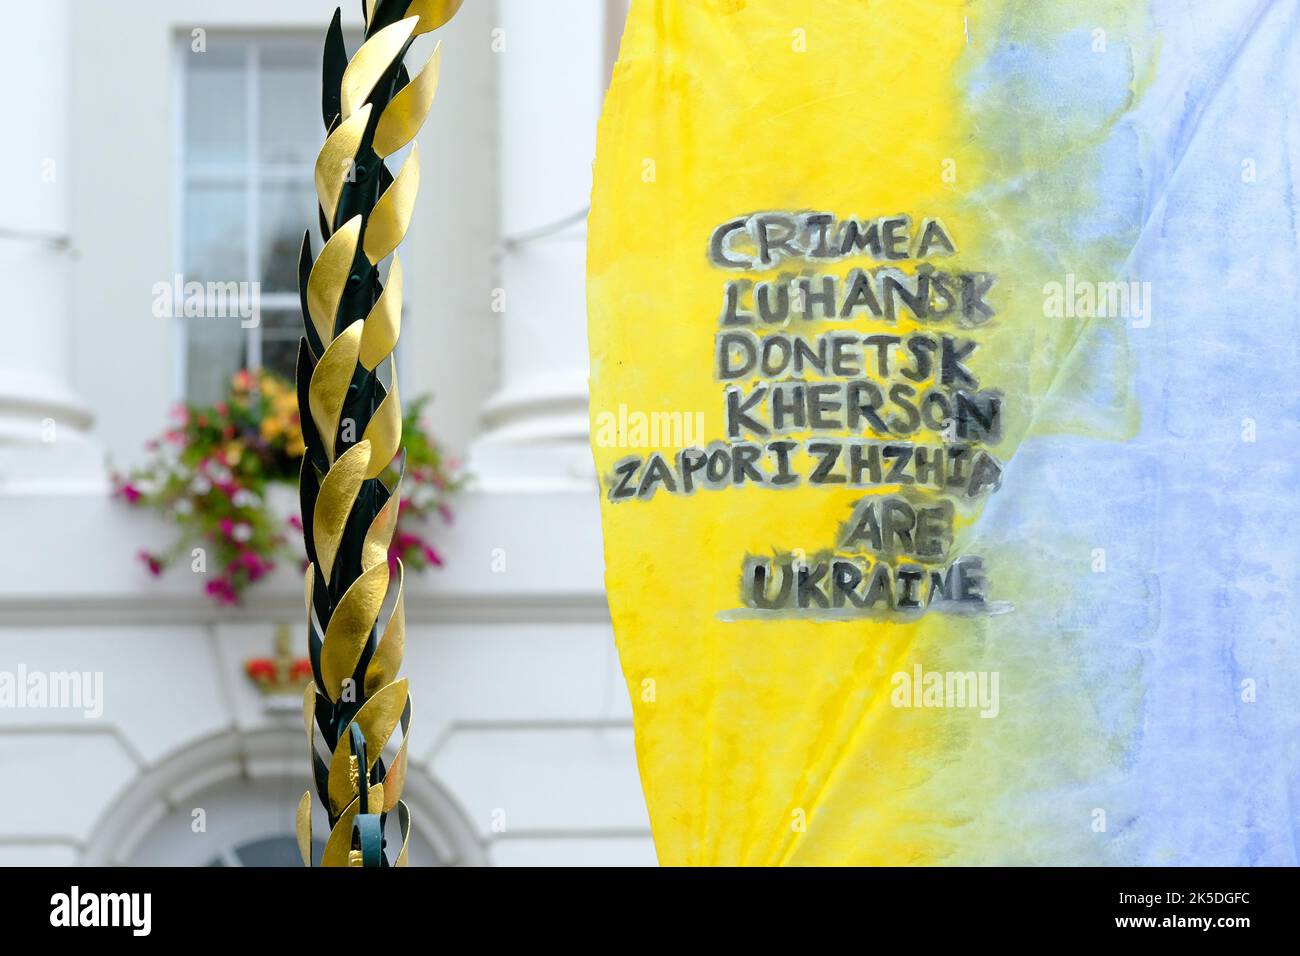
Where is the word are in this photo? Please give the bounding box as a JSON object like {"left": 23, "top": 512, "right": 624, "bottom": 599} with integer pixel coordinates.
{"left": 838, "top": 494, "right": 954, "bottom": 560}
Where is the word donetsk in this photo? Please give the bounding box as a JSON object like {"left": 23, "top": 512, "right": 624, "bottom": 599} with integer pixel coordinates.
{"left": 710, "top": 213, "right": 995, "bottom": 326}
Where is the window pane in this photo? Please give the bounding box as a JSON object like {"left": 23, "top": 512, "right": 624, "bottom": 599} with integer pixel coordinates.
{"left": 259, "top": 44, "right": 323, "bottom": 165}
{"left": 259, "top": 182, "right": 316, "bottom": 292}
{"left": 185, "top": 45, "right": 247, "bottom": 166}
{"left": 186, "top": 182, "right": 248, "bottom": 283}
{"left": 260, "top": 310, "right": 305, "bottom": 384}
{"left": 186, "top": 325, "right": 248, "bottom": 407}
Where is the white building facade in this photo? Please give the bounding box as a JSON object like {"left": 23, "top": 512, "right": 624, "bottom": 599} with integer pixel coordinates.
{"left": 0, "top": 0, "right": 651, "bottom": 867}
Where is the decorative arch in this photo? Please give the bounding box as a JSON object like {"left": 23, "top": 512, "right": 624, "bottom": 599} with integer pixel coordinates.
{"left": 81, "top": 726, "right": 487, "bottom": 866}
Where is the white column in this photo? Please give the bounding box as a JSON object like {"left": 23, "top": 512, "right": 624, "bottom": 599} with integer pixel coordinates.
{"left": 0, "top": 0, "right": 103, "bottom": 493}
{"left": 471, "top": 0, "right": 624, "bottom": 490}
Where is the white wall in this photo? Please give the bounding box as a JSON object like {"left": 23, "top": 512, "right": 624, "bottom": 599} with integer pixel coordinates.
{"left": 0, "top": 0, "right": 651, "bottom": 867}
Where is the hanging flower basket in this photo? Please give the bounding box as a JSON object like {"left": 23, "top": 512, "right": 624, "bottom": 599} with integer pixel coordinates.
{"left": 113, "top": 368, "right": 463, "bottom": 605}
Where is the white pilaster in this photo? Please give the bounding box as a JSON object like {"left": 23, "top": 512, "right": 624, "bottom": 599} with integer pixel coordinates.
{"left": 0, "top": 0, "right": 103, "bottom": 494}
{"left": 472, "top": 0, "right": 623, "bottom": 490}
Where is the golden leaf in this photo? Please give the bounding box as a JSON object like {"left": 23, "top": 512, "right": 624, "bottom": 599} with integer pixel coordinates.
{"left": 320, "top": 561, "right": 390, "bottom": 701}
{"left": 341, "top": 18, "right": 419, "bottom": 120}
{"left": 408, "top": 0, "right": 464, "bottom": 36}
{"left": 382, "top": 728, "right": 409, "bottom": 812}
{"left": 312, "top": 440, "right": 372, "bottom": 585}
{"left": 365, "top": 560, "right": 405, "bottom": 697}
{"left": 306, "top": 217, "right": 361, "bottom": 349}
{"left": 308, "top": 319, "right": 363, "bottom": 462}
{"left": 363, "top": 480, "right": 402, "bottom": 572}
{"left": 361, "top": 367, "right": 402, "bottom": 479}
{"left": 359, "top": 255, "right": 402, "bottom": 370}
{"left": 296, "top": 791, "right": 313, "bottom": 867}
{"left": 302, "top": 680, "right": 316, "bottom": 738}
{"left": 373, "top": 44, "right": 442, "bottom": 158}
{"left": 394, "top": 801, "right": 413, "bottom": 866}
{"left": 315, "top": 105, "right": 372, "bottom": 229}
{"left": 363, "top": 143, "right": 420, "bottom": 265}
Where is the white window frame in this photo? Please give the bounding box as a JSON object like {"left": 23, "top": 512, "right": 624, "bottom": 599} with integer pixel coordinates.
{"left": 172, "top": 32, "right": 320, "bottom": 400}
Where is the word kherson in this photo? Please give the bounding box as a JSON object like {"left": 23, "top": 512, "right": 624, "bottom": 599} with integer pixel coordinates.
{"left": 295, "top": 0, "right": 461, "bottom": 868}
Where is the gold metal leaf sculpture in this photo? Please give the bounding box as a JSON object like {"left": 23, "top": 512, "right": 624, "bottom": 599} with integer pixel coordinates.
{"left": 295, "top": 0, "right": 459, "bottom": 867}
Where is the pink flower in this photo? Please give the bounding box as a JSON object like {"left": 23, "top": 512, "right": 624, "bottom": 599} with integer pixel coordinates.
{"left": 205, "top": 578, "right": 239, "bottom": 605}
{"left": 218, "top": 517, "right": 235, "bottom": 538}
{"left": 136, "top": 550, "right": 163, "bottom": 577}
{"left": 233, "top": 550, "right": 271, "bottom": 582}
{"left": 422, "top": 544, "right": 443, "bottom": 567}
{"left": 287, "top": 514, "right": 303, "bottom": 531}
{"left": 120, "top": 484, "right": 142, "bottom": 505}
